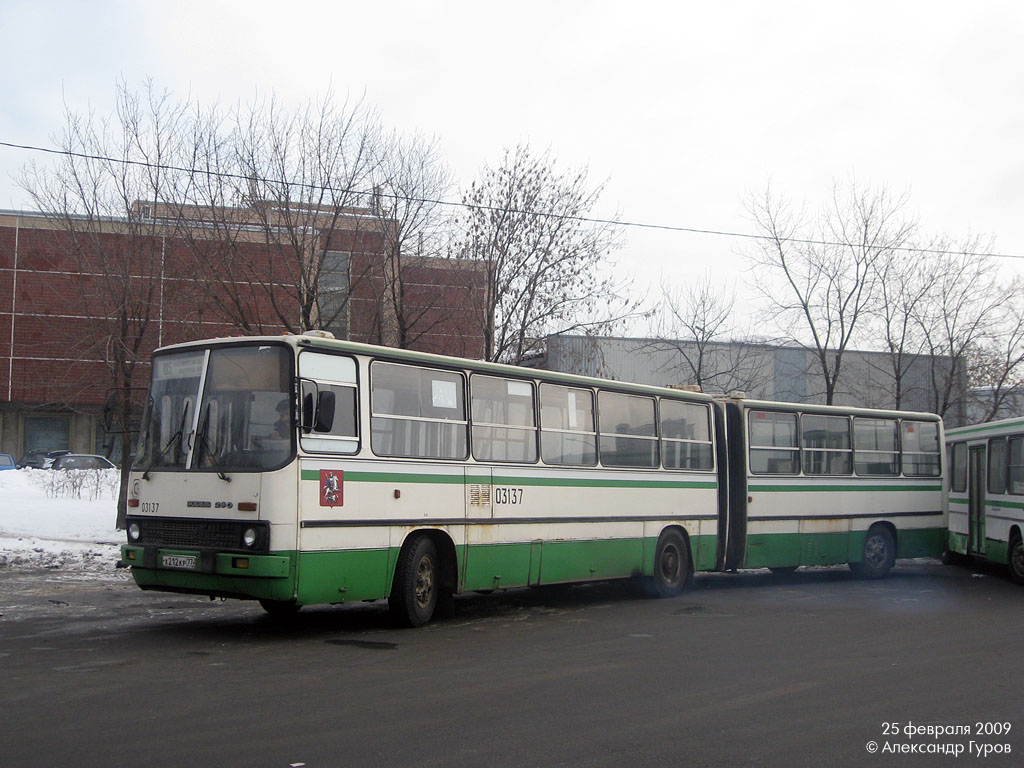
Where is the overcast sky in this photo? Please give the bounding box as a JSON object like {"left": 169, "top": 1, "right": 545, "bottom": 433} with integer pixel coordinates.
{"left": 2, "top": 0, "right": 1022, "bottom": 327}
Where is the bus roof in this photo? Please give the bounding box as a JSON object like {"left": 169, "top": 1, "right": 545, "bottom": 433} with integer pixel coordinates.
{"left": 946, "top": 416, "right": 1024, "bottom": 438}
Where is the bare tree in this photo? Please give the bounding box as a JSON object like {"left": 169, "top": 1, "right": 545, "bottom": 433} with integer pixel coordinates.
{"left": 647, "top": 273, "right": 771, "bottom": 394}
{"left": 454, "top": 145, "right": 634, "bottom": 364}
{"left": 360, "top": 131, "right": 469, "bottom": 352}
{"left": 866, "top": 246, "right": 932, "bottom": 409}
{"left": 914, "top": 240, "right": 1010, "bottom": 422}
{"left": 748, "top": 181, "right": 915, "bottom": 404}
{"left": 172, "top": 91, "right": 385, "bottom": 336}
{"left": 19, "top": 79, "right": 192, "bottom": 527}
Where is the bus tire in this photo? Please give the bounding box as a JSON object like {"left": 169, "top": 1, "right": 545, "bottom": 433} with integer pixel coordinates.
{"left": 850, "top": 525, "right": 895, "bottom": 579}
{"left": 1008, "top": 532, "right": 1024, "bottom": 585}
{"left": 389, "top": 535, "right": 439, "bottom": 627}
{"left": 259, "top": 599, "right": 301, "bottom": 617}
{"left": 647, "top": 530, "right": 690, "bottom": 598}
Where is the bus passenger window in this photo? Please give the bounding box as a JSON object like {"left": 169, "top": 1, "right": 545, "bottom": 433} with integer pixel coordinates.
{"left": 298, "top": 352, "right": 359, "bottom": 454}
{"left": 371, "top": 362, "right": 467, "bottom": 460}
{"left": 540, "top": 383, "right": 597, "bottom": 466}
{"left": 748, "top": 410, "right": 799, "bottom": 474}
{"left": 1008, "top": 437, "right": 1024, "bottom": 494}
{"left": 471, "top": 375, "right": 537, "bottom": 463}
{"left": 802, "top": 414, "right": 852, "bottom": 475}
{"left": 901, "top": 421, "right": 940, "bottom": 477}
{"left": 853, "top": 418, "right": 898, "bottom": 476}
{"left": 598, "top": 392, "right": 658, "bottom": 468}
{"left": 660, "top": 400, "right": 713, "bottom": 470}
{"left": 950, "top": 442, "right": 967, "bottom": 492}
{"left": 988, "top": 437, "right": 1007, "bottom": 495}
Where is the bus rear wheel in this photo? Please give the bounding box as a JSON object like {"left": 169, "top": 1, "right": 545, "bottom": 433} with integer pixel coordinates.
{"left": 850, "top": 526, "right": 895, "bottom": 579}
{"left": 1008, "top": 533, "right": 1024, "bottom": 585}
{"left": 389, "top": 535, "right": 440, "bottom": 627}
{"left": 647, "top": 530, "right": 690, "bottom": 598}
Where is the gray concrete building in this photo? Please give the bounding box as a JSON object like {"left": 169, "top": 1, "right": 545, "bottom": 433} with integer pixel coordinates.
{"left": 531, "top": 334, "right": 970, "bottom": 426}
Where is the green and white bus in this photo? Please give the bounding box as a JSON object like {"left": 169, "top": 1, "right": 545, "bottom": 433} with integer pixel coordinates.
{"left": 121, "top": 333, "right": 947, "bottom": 625}
{"left": 945, "top": 417, "right": 1024, "bottom": 583}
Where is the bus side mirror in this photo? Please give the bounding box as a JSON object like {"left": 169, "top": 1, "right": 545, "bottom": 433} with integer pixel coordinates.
{"left": 314, "top": 391, "right": 336, "bottom": 433}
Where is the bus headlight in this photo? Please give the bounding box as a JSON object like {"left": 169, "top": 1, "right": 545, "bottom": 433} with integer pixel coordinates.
{"left": 128, "top": 522, "right": 141, "bottom": 541}
{"left": 242, "top": 527, "right": 259, "bottom": 548}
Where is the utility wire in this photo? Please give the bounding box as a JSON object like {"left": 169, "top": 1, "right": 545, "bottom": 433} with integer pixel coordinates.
{"left": 2, "top": 139, "right": 1022, "bottom": 261}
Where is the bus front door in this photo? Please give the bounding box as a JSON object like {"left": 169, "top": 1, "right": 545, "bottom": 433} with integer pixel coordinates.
{"left": 968, "top": 445, "right": 987, "bottom": 556}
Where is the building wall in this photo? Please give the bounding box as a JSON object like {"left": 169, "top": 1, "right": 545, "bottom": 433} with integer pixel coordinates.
{"left": 0, "top": 208, "right": 487, "bottom": 461}
{"left": 540, "top": 335, "right": 968, "bottom": 425}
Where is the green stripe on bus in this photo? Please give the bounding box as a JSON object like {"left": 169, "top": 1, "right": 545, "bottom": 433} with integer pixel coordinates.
{"left": 300, "top": 469, "right": 716, "bottom": 489}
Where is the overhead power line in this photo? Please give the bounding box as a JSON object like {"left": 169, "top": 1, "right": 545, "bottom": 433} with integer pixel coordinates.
{"left": 2, "top": 139, "right": 1023, "bottom": 261}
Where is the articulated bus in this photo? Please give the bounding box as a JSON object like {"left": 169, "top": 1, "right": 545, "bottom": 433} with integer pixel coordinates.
{"left": 120, "top": 333, "right": 946, "bottom": 626}
{"left": 945, "top": 417, "right": 1024, "bottom": 583}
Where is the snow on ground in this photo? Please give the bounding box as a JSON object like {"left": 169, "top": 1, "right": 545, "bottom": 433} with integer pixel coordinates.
{"left": 0, "top": 469, "right": 124, "bottom": 575}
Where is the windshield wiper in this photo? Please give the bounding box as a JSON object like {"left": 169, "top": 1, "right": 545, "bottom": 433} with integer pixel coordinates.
{"left": 194, "top": 405, "right": 230, "bottom": 482}
{"left": 142, "top": 402, "right": 191, "bottom": 480}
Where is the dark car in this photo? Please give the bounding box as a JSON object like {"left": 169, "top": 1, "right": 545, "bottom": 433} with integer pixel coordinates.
{"left": 50, "top": 454, "right": 116, "bottom": 471}
{"left": 17, "top": 449, "right": 71, "bottom": 469}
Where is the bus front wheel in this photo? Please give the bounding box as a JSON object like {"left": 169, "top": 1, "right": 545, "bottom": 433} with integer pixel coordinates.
{"left": 1008, "top": 533, "right": 1024, "bottom": 585}
{"left": 850, "top": 526, "right": 895, "bottom": 579}
{"left": 647, "top": 530, "right": 690, "bottom": 598}
{"left": 389, "top": 535, "right": 440, "bottom": 627}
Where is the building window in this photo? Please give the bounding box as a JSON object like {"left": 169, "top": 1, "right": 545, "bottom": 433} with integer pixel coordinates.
{"left": 22, "top": 415, "right": 71, "bottom": 455}
{"left": 319, "top": 250, "right": 351, "bottom": 337}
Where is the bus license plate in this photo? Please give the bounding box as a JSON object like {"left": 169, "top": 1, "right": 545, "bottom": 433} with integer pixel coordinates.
{"left": 162, "top": 554, "right": 197, "bottom": 570}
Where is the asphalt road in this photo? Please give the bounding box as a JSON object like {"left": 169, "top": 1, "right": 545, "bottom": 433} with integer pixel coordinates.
{"left": 1, "top": 560, "right": 1022, "bottom": 768}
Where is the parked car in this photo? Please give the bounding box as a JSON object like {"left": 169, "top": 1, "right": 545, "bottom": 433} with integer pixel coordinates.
{"left": 0, "top": 453, "right": 15, "bottom": 470}
{"left": 17, "top": 449, "right": 71, "bottom": 469}
{"left": 50, "top": 454, "right": 116, "bottom": 471}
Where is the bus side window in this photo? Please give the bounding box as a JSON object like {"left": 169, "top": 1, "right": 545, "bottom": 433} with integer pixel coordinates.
{"left": 661, "top": 400, "right": 713, "bottom": 471}
{"left": 802, "top": 414, "right": 852, "bottom": 475}
{"left": 988, "top": 437, "right": 1008, "bottom": 495}
{"left": 371, "top": 362, "right": 467, "bottom": 460}
{"left": 297, "top": 352, "right": 359, "bottom": 454}
{"left": 901, "top": 421, "right": 940, "bottom": 477}
{"left": 471, "top": 375, "right": 537, "bottom": 463}
{"left": 598, "top": 391, "right": 658, "bottom": 468}
{"left": 748, "top": 410, "right": 799, "bottom": 474}
{"left": 854, "top": 418, "right": 899, "bottom": 476}
{"left": 1009, "top": 437, "right": 1024, "bottom": 495}
{"left": 949, "top": 441, "right": 968, "bottom": 493}
{"left": 539, "top": 383, "right": 597, "bottom": 466}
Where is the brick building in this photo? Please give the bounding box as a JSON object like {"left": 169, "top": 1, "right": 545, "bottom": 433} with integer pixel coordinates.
{"left": 0, "top": 204, "right": 486, "bottom": 461}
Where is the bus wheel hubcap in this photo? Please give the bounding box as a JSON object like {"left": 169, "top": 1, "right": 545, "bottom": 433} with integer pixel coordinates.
{"left": 415, "top": 556, "right": 435, "bottom": 608}
{"left": 865, "top": 536, "right": 886, "bottom": 567}
{"left": 661, "top": 545, "right": 680, "bottom": 583}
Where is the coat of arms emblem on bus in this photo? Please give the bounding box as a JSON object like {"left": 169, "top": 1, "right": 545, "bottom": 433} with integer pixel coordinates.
{"left": 320, "top": 470, "right": 343, "bottom": 507}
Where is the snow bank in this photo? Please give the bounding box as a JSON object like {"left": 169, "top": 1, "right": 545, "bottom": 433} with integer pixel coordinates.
{"left": 0, "top": 469, "right": 124, "bottom": 574}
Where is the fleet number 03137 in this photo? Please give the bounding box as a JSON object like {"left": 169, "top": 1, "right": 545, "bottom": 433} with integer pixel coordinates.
{"left": 494, "top": 487, "right": 523, "bottom": 505}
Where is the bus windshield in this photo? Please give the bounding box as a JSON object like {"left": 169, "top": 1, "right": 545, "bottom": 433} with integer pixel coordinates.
{"left": 135, "top": 344, "right": 294, "bottom": 473}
